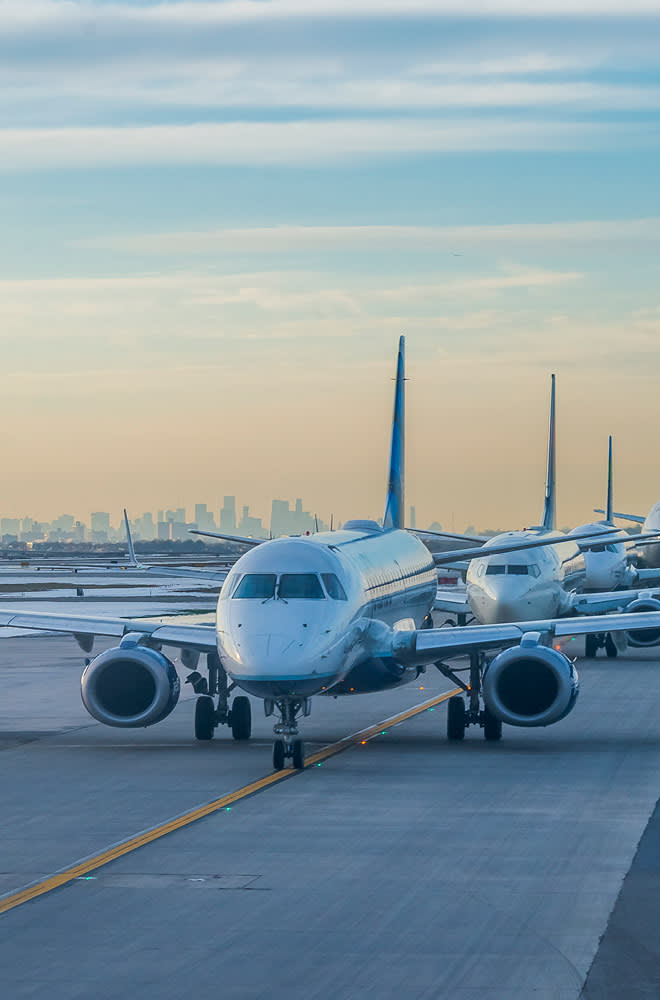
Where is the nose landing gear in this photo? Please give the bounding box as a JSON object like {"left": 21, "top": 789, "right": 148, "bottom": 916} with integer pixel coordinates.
{"left": 270, "top": 698, "right": 310, "bottom": 770}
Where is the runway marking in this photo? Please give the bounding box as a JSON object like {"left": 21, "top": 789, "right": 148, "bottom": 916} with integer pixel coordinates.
{"left": 0, "top": 688, "right": 458, "bottom": 916}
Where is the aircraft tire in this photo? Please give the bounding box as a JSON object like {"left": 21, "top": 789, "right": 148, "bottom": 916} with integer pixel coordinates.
{"left": 273, "top": 739, "right": 285, "bottom": 771}
{"left": 483, "top": 708, "right": 502, "bottom": 742}
{"left": 231, "top": 696, "right": 252, "bottom": 740}
{"left": 195, "top": 696, "right": 215, "bottom": 741}
{"left": 292, "top": 740, "right": 305, "bottom": 770}
{"left": 605, "top": 634, "right": 618, "bottom": 659}
{"left": 447, "top": 696, "right": 466, "bottom": 741}
{"left": 585, "top": 635, "right": 598, "bottom": 658}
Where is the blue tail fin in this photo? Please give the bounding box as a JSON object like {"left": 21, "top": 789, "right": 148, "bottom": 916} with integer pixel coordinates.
{"left": 541, "top": 374, "right": 556, "bottom": 531}
{"left": 605, "top": 436, "right": 614, "bottom": 525}
{"left": 383, "top": 336, "right": 405, "bottom": 530}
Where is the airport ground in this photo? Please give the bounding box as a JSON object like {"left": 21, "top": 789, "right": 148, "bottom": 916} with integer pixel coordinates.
{"left": 2, "top": 630, "right": 660, "bottom": 998}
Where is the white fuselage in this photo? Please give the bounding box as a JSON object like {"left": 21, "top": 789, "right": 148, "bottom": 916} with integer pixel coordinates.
{"left": 215, "top": 526, "right": 437, "bottom": 699}
{"left": 466, "top": 528, "right": 586, "bottom": 625}
{"left": 570, "top": 521, "right": 635, "bottom": 591}
{"left": 640, "top": 501, "right": 660, "bottom": 568}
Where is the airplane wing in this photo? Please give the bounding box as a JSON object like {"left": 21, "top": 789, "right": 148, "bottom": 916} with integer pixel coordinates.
{"left": 634, "top": 568, "right": 660, "bottom": 583}
{"left": 0, "top": 609, "right": 218, "bottom": 653}
{"left": 393, "top": 611, "right": 660, "bottom": 665}
{"left": 413, "top": 528, "right": 489, "bottom": 543}
{"left": 571, "top": 587, "right": 660, "bottom": 615}
{"left": 594, "top": 508, "right": 646, "bottom": 525}
{"left": 431, "top": 527, "right": 630, "bottom": 567}
{"left": 189, "top": 529, "right": 264, "bottom": 547}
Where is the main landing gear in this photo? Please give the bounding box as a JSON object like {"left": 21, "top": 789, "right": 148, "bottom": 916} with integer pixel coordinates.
{"left": 437, "top": 650, "right": 502, "bottom": 743}
{"left": 266, "top": 697, "right": 311, "bottom": 770}
{"left": 585, "top": 633, "right": 618, "bottom": 659}
{"left": 188, "top": 652, "right": 252, "bottom": 742}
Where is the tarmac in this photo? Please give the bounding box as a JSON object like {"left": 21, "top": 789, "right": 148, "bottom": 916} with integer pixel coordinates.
{"left": 2, "top": 632, "right": 660, "bottom": 998}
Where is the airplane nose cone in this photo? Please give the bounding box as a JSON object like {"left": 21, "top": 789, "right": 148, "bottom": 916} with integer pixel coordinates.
{"left": 473, "top": 578, "right": 533, "bottom": 624}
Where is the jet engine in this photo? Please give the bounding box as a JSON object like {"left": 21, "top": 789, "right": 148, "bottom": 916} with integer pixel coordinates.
{"left": 81, "top": 637, "right": 180, "bottom": 728}
{"left": 624, "top": 597, "right": 660, "bottom": 647}
{"left": 483, "top": 636, "right": 579, "bottom": 727}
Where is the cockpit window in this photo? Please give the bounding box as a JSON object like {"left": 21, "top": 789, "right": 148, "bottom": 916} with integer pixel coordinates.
{"left": 232, "top": 574, "right": 276, "bottom": 599}
{"left": 321, "top": 572, "right": 348, "bottom": 600}
{"left": 278, "top": 574, "right": 325, "bottom": 599}
{"left": 507, "top": 565, "right": 529, "bottom": 575}
{"left": 485, "top": 565, "right": 506, "bottom": 575}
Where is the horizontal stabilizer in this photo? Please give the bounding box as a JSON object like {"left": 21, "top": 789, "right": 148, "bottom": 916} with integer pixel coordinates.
{"left": 594, "top": 508, "right": 645, "bottom": 524}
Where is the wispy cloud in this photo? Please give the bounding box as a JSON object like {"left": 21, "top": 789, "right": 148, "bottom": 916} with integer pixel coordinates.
{"left": 84, "top": 219, "right": 660, "bottom": 255}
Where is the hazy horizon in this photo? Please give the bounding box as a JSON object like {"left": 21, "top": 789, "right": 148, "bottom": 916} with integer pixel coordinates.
{"left": 2, "top": 2, "right": 660, "bottom": 529}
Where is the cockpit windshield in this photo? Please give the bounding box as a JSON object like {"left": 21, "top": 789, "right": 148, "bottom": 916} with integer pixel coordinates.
{"left": 485, "top": 565, "right": 506, "bottom": 575}
{"left": 232, "top": 574, "right": 276, "bottom": 599}
{"left": 278, "top": 574, "right": 325, "bottom": 599}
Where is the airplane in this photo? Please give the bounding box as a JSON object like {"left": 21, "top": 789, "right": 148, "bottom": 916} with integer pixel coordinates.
{"left": 594, "top": 498, "right": 660, "bottom": 570}
{"left": 2, "top": 338, "right": 660, "bottom": 763}
{"left": 432, "top": 378, "right": 660, "bottom": 657}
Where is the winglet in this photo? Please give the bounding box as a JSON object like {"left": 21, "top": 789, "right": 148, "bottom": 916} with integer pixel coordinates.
{"left": 383, "top": 335, "right": 405, "bottom": 530}
{"left": 541, "top": 374, "right": 556, "bottom": 531}
{"left": 605, "top": 435, "right": 614, "bottom": 525}
{"left": 123, "top": 508, "right": 138, "bottom": 567}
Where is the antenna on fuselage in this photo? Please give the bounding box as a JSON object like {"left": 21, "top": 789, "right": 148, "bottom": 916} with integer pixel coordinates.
{"left": 541, "top": 374, "right": 556, "bottom": 532}
{"left": 605, "top": 435, "right": 614, "bottom": 525}
{"left": 383, "top": 335, "right": 405, "bottom": 531}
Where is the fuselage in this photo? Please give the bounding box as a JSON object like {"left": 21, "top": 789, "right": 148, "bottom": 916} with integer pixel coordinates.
{"left": 215, "top": 522, "right": 437, "bottom": 699}
{"left": 570, "top": 521, "right": 633, "bottom": 591}
{"left": 466, "top": 528, "right": 586, "bottom": 624}
{"left": 640, "top": 501, "right": 660, "bottom": 567}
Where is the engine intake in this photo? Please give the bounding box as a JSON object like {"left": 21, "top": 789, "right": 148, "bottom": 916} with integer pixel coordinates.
{"left": 624, "top": 597, "right": 660, "bottom": 647}
{"left": 81, "top": 638, "right": 180, "bottom": 728}
{"left": 483, "top": 637, "right": 578, "bottom": 728}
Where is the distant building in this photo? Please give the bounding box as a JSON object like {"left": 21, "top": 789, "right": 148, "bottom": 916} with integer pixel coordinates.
{"left": 90, "top": 512, "right": 110, "bottom": 542}
{"left": 237, "top": 505, "right": 265, "bottom": 538}
{"left": 194, "top": 503, "right": 215, "bottom": 531}
{"left": 220, "top": 496, "right": 237, "bottom": 532}
{"left": 1, "top": 517, "right": 21, "bottom": 540}
{"left": 135, "top": 512, "right": 155, "bottom": 541}
{"left": 410, "top": 506, "right": 416, "bottom": 530}
{"left": 270, "top": 497, "right": 316, "bottom": 537}
{"left": 171, "top": 521, "right": 190, "bottom": 542}
{"left": 157, "top": 521, "right": 171, "bottom": 542}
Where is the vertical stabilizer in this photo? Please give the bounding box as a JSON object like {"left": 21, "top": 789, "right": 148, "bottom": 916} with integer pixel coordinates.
{"left": 605, "top": 435, "right": 614, "bottom": 525}
{"left": 123, "top": 508, "right": 138, "bottom": 567}
{"left": 541, "top": 374, "right": 556, "bottom": 531}
{"left": 383, "top": 336, "right": 405, "bottom": 530}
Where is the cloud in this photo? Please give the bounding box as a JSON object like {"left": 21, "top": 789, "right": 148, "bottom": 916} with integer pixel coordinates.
{"left": 1, "top": 118, "right": 639, "bottom": 170}
{"left": 84, "top": 218, "right": 660, "bottom": 255}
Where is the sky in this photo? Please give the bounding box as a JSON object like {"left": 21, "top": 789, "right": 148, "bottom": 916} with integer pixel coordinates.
{"left": 2, "top": 0, "right": 660, "bottom": 531}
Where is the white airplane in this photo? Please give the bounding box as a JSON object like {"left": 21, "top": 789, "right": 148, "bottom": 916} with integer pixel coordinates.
{"left": 594, "top": 497, "right": 660, "bottom": 570}
{"left": 2, "top": 338, "right": 660, "bottom": 762}
{"left": 432, "top": 378, "right": 660, "bottom": 656}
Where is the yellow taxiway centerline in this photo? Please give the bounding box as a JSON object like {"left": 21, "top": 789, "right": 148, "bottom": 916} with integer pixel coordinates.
{"left": 0, "top": 687, "right": 459, "bottom": 916}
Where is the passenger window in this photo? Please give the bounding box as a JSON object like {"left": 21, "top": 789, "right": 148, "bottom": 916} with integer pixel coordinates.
{"left": 322, "top": 573, "right": 348, "bottom": 600}
{"left": 278, "top": 574, "right": 325, "bottom": 599}
{"left": 232, "top": 574, "right": 276, "bottom": 599}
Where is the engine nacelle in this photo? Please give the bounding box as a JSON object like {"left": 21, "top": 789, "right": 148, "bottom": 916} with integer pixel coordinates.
{"left": 81, "top": 637, "right": 180, "bottom": 728}
{"left": 483, "top": 637, "right": 579, "bottom": 728}
{"left": 624, "top": 597, "right": 660, "bottom": 647}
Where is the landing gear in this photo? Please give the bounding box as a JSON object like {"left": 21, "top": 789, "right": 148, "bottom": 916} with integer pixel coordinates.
{"left": 273, "top": 739, "right": 285, "bottom": 770}
{"left": 605, "top": 633, "right": 618, "bottom": 659}
{"left": 437, "top": 650, "right": 503, "bottom": 743}
{"left": 483, "top": 707, "right": 502, "bottom": 742}
{"left": 447, "top": 696, "right": 466, "bottom": 741}
{"left": 231, "top": 696, "right": 252, "bottom": 740}
{"left": 421, "top": 613, "right": 434, "bottom": 630}
{"left": 270, "top": 698, "right": 310, "bottom": 769}
{"left": 194, "top": 695, "right": 215, "bottom": 741}
{"left": 190, "top": 652, "right": 252, "bottom": 743}
{"left": 585, "top": 634, "right": 598, "bottom": 658}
